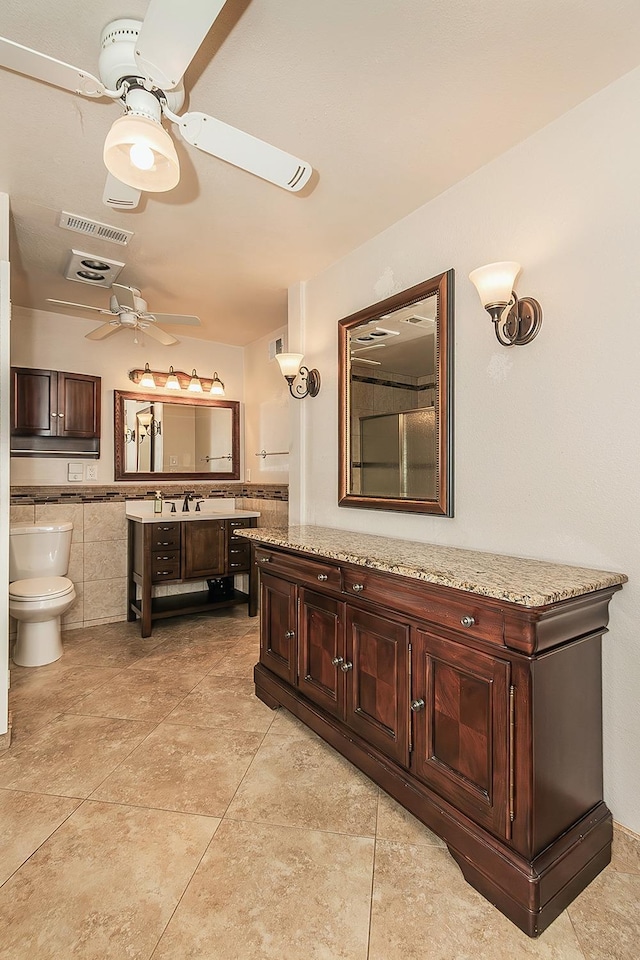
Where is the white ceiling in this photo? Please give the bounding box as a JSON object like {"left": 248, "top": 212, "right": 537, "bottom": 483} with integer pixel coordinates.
{"left": 2, "top": 0, "right": 640, "bottom": 346}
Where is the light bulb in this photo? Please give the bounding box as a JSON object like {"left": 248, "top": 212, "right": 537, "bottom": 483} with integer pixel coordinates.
{"left": 129, "top": 142, "right": 155, "bottom": 171}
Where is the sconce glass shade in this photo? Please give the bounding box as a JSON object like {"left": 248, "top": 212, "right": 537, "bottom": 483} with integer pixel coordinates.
{"left": 276, "top": 353, "right": 304, "bottom": 379}
{"left": 187, "top": 369, "right": 203, "bottom": 393}
{"left": 103, "top": 114, "right": 180, "bottom": 193}
{"left": 139, "top": 363, "right": 156, "bottom": 389}
{"left": 469, "top": 261, "right": 521, "bottom": 308}
{"left": 209, "top": 372, "right": 225, "bottom": 396}
{"left": 165, "top": 366, "right": 181, "bottom": 390}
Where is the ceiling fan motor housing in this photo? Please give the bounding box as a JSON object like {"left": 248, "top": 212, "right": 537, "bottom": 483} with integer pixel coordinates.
{"left": 98, "top": 19, "right": 184, "bottom": 112}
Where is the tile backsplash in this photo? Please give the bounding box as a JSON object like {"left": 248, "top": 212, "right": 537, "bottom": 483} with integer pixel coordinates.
{"left": 10, "top": 485, "right": 288, "bottom": 632}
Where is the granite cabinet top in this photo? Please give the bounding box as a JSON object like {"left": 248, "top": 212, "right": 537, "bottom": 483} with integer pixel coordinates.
{"left": 238, "top": 525, "right": 627, "bottom": 608}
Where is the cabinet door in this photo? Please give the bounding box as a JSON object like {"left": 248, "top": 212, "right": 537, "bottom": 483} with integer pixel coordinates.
{"left": 11, "top": 368, "right": 57, "bottom": 437}
{"left": 260, "top": 573, "right": 297, "bottom": 685}
{"left": 57, "top": 372, "right": 101, "bottom": 438}
{"left": 411, "top": 629, "right": 511, "bottom": 838}
{"left": 345, "top": 605, "right": 410, "bottom": 766}
{"left": 298, "top": 588, "right": 345, "bottom": 719}
{"left": 182, "top": 520, "right": 226, "bottom": 579}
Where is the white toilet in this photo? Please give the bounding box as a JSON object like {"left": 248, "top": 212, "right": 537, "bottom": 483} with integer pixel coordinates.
{"left": 9, "top": 522, "right": 76, "bottom": 667}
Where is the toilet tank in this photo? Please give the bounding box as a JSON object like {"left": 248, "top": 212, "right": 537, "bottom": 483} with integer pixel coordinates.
{"left": 9, "top": 523, "right": 73, "bottom": 581}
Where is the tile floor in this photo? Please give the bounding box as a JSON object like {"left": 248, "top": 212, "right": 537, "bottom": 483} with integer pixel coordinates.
{"left": 0, "top": 610, "right": 638, "bottom": 959}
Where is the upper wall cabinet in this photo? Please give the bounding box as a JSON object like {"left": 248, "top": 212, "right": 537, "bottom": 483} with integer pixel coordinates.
{"left": 11, "top": 367, "right": 101, "bottom": 458}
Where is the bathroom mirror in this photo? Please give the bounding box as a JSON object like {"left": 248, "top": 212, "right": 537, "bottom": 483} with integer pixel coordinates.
{"left": 338, "top": 269, "right": 454, "bottom": 515}
{"left": 114, "top": 390, "right": 240, "bottom": 481}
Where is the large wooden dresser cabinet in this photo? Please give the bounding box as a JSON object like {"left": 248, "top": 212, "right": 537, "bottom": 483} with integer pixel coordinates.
{"left": 241, "top": 526, "right": 626, "bottom": 937}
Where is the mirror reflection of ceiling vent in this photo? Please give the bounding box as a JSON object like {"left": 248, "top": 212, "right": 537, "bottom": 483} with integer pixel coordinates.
{"left": 401, "top": 314, "right": 431, "bottom": 325}
{"left": 64, "top": 249, "right": 125, "bottom": 288}
{"left": 58, "top": 211, "right": 133, "bottom": 246}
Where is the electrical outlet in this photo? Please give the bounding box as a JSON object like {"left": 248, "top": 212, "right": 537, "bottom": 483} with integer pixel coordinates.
{"left": 85, "top": 464, "right": 98, "bottom": 482}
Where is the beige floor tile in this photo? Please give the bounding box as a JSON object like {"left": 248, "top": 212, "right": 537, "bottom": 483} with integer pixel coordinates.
{"left": 207, "top": 638, "right": 260, "bottom": 678}
{"left": 266, "top": 706, "right": 321, "bottom": 740}
{"left": 60, "top": 622, "right": 164, "bottom": 667}
{"left": 0, "top": 788, "right": 81, "bottom": 885}
{"left": 368, "top": 841, "right": 586, "bottom": 960}
{"left": 70, "top": 668, "right": 201, "bottom": 722}
{"left": 226, "top": 732, "right": 379, "bottom": 836}
{"left": 130, "top": 638, "right": 238, "bottom": 674}
{"left": 0, "top": 714, "right": 155, "bottom": 797}
{"left": 612, "top": 822, "right": 640, "bottom": 875}
{"left": 376, "top": 789, "right": 446, "bottom": 846}
{"left": 93, "top": 722, "right": 263, "bottom": 816}
{"left": 167, "top": 676, "right": 276, "bottom": 733}
{"left": 567, "top": 866, "right": 640, "bottom": 960}
{"left": 0, "top": 799, "right": 219, "bottom": 960}
{"left": 153, "top": 819, "right": 373, "bottom": 960}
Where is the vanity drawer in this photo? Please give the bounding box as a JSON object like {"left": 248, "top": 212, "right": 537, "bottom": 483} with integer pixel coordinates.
{"left": 151, "top": 550, "right": 181, "bottom": 582}
{"left": 150, "top": 522, "right": 181, "bottom": 550}
{"left": 228, "top": 543, "right": 250, "bottom": 571}
{"left": 255, "top": 548, "right": 342, "bottom": 591}
{"left": 342, "top": 567, "right": 505, "bottom": 646}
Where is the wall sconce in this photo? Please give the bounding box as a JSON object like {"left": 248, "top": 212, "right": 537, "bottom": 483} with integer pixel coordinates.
{"left": 136, "top": 410, "right": 162, "bottom": 440}
{"left": 124, "top": 426, "right": 136, "bottom": 444}
{"left": 469, "top": 261, "right": 543, "bottom": 346}
{"left": 129, "top": 367, "right": 226, "bottom": 394}
{"left": 276, "top": 353, "right": 321, "bottom": 399}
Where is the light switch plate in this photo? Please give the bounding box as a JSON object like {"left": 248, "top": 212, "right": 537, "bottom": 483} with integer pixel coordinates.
{"left": 67, "top": 462, "right": 83, "bottom": 482}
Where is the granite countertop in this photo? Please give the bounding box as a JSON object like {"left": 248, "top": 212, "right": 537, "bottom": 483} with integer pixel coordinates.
{"left": 237, "top": 524, "right": 627, "bottom": 608}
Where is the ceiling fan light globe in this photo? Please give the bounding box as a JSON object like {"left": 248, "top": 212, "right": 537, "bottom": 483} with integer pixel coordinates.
{"left": 129, "top": 142, "right": 155, "bottom": 171}
{"left": 104, "top": 115, "right": 180, "bottom": 192}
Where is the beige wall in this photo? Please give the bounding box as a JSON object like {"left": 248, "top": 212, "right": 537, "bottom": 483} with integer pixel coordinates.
{"left": 291, "top": 68, "right": 640, "bottom": 833}
{"left": 242, "top": 324, "right": 290, "bottom": 483}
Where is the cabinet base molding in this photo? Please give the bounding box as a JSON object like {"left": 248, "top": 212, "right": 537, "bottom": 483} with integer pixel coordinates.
{"left": 255, "top": 663, "right": 612, "bottom": 938}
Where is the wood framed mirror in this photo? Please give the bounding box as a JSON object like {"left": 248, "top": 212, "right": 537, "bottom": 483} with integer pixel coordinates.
{"left": 114, "top": 390, "right": 240, "bottom": 482}
{"left": 338, "top": 269, "right": 454, "bottom": 515}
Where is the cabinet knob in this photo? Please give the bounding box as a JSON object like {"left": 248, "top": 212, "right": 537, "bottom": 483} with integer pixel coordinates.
{"left": 352, "top": 583, "right": 364, "bottom": 593}
{"left": 284, "top": 630, "right": 295, "bottom": 639}
{"left": 57, "top": 413, "right": 64, "bottom": 418}
{"left": 411, "top": 699, "right": 425, "bottom": 712}
{"left": 317, "top": 574, "right": 328, "bottom": 581}
{"left": 259, "top": 557, "right": 271, "bottom": 563}
{"left": 340, "top": 661, "right": 353, "bottom": 672}
{"left": 331, "top": 656, "right": 344, "bottom": 666}
{"left": 460, "top": 616, "right": 476, "bottom": 627}
{"left": 51, "top": 413, "right": 57, "bottom": 418}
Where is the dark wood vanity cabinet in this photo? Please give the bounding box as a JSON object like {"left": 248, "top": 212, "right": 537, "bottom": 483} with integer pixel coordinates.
{"left": 11, "top": 366, "right": 101, "bottom": 455}
{"left": 252, "top": 541, "right": 622, "bottom": 938}
{"left": 128, "top": 516, "right": 256, "bottom": 636}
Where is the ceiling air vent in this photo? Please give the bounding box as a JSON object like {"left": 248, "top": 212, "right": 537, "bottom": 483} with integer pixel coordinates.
{"left": 58, "top": 211, "right": 133, "bottom": 246}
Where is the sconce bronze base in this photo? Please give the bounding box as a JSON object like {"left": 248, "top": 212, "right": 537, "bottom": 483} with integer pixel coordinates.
{"left": 489, "top": 294, "right": 543, "bottom": 346}
{"left": 286, "top": 366, "right": 321, "bottom": 399}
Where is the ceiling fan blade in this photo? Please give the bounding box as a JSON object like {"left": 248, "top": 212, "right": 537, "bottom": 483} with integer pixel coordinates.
{"left": 102, "top": 173, "right": 141, "bottom": 211}
{"left": 46, "top": 298, "right": 112, "bottom": 315}
{"left": 135, "top": 0, "right": 228, "bottom": 90}
{"left": 85, "top": 322, "right": 121, "bottom": 341}
{"left": 141, "top": 323, "right": 179, "bottom": 346}
{"left": 176, "top": 112, "right": 312, "bottom": 192}
{"left": 0, "top": 36, "right": 105, "bottom": 97}
{"left": 149, "top": 313, "right": 201, "bottom": 326}
{"left": 111, "top": 284, "right": 137, "bottom": 310}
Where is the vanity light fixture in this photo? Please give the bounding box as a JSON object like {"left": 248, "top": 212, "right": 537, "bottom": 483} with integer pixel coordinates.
{"left": 276, "top": 353, "right": 321, "bottom": 399}
{"left": 165, "top": 366, "right": 181, "bottom": 390}
{"left": 187, "top": 369, "right": 203, "bottom": 393}
{"left": 209, "top": 372, "right": 225, "bottom": 397}
{"left": 469, "top": 261, "right": 543, "bottom": 346}
{"left": 139, "top": 363, "right": 156, "bottom": 388}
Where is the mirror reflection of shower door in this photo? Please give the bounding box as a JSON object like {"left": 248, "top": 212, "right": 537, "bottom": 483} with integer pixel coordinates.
{"left": 361, "top": 409, "right": 436, "bottom": 499}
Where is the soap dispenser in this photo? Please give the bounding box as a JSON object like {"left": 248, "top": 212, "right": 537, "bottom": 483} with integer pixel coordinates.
{"left": 154, "top": 491, "right": 163, "bottom": 514}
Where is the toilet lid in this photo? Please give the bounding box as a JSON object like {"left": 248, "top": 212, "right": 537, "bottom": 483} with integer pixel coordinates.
{"left": 9, "top": 576, "right": 74, "bottom": 601}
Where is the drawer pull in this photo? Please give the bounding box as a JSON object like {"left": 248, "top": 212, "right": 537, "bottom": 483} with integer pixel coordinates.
{"left": 331, "top": 656, "right": 344, "bottom": 666}
{"left": 157, "top": 541, "right": 171, "bottom": 546}
{"left": 460, "top": 616, "right": 476, "bottom": 627}
{"left": 259, "top": 557, "right": 272, "bottom": 563}
{"left": 156, "top": 556, "right": 171, "bottom": 561}
{"left": 155, "top": 570, "right": 172, "bottom": 576}
{"left": 352, "top": 583, "right": 364, "bottom": 593}
{"left": 340, "top": 661, "right": 353, "bottom": 672}
{"left": 317, "top": 574, "right": 328, "bottom": 581}
{"left": 411, "top": 698, "right": 426, "bottom": 712}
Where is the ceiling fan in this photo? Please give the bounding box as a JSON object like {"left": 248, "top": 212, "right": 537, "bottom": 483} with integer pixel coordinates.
{"left": 47, "top": 283, "right": 200, "bottom": 345}
{"left": 0, "top": 0, "right": 313, "bottom": 206}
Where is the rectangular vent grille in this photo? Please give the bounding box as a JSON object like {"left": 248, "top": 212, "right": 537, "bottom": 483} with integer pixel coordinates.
{"left": 58, "top": 211, "right": 133, "bottom": 246}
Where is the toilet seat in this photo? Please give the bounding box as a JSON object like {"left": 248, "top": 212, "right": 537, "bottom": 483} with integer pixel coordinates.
{"left": 9, "top": 576, "right": 74, "bottom": 602}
